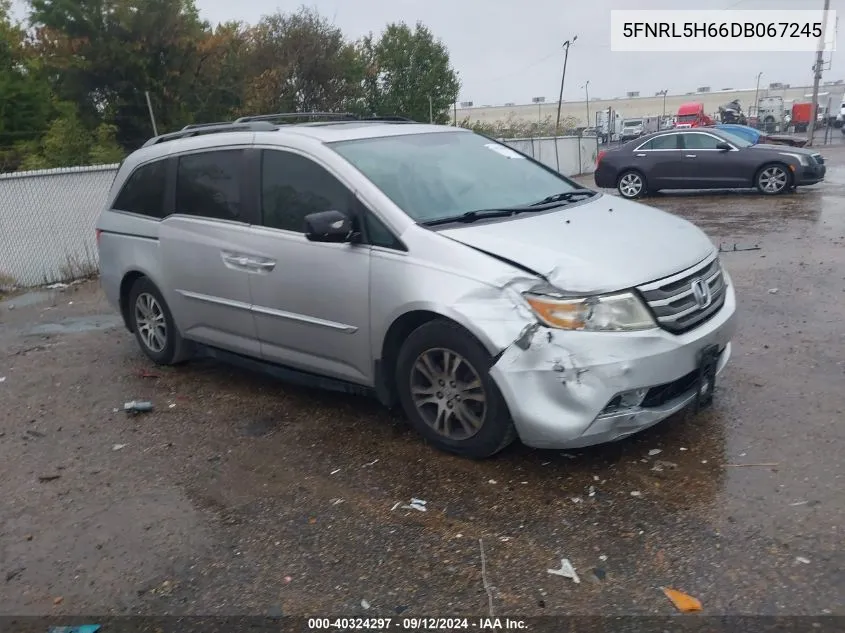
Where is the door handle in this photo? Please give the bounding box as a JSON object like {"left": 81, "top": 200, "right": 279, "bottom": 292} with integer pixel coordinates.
{"left": 636, "top": 153, "right": 646, "bottom": 157}
{"left": 685, "top": 154, "right": 697, "bottom": 158}
{"left": 253, "top": 260, "right": 276, "bottom": 271}
{"left": 222, "top": 253, "right": 251, "bottom": 267}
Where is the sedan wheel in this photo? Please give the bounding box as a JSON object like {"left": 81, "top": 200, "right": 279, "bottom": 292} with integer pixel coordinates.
{"left": 756, "top": 165, "right": 790, "bottom": 195}
{"left": 127, "top": 276, "right": 193, "bottom": 365}
{"left": 618, "top": 171, "right": 645, "bottom": 198}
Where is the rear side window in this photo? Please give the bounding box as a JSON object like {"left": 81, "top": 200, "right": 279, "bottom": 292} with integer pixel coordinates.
{"left": 261, "top": 150, "right": 352, "bottom": 232}
{"left": 649, "top": 135, "right": 680, "bottom": 150}
{"left": 176, "top": 150, "right": 244, "bottom": 221}
{"left": 112, "top": 160, "right": 167, "bottom": 218}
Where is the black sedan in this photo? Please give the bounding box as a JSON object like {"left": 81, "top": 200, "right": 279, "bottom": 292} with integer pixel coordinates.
{"left": 594, "top": 128, "right": 825, "bottom": 199}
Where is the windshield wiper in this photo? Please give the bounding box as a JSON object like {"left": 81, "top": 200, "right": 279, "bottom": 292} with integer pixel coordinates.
{"left": 422, "top": 209, "right": 528, "bottom": 226}
{"left": 528, "top": 189, "right": 597, "bottom": 206}
{"left": 421, "top": 190, "right": 599, "bottom": 227}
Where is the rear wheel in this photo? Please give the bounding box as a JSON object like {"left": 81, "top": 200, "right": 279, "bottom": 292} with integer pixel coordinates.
{"left": 128, "top": 277, "right": 193, "bottom": 365}
{"left": 617, "top": 170, "right": 646, "bottom": 199}
{"left": 755, "top": 164, "right": 791, "bottom": 195}
{"left": 395, "top": 320, "right": 516, "bottom": 459}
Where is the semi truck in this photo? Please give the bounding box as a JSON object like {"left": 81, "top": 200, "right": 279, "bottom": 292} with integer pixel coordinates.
{"left": 675, "top": 103, "right": 715, "bottom": 128}
{"left": 619, "top": 116, "right": 659, "bottom": 141}
{"left": 595, "top": 109, "right": 623, "bottom": 143}
{"left": 757, "top": 96, "right": 785, "bottom": 132}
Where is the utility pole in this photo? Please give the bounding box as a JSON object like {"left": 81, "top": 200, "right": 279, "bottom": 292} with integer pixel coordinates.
{"left": 753, "top": 72, "right": 763, "bottom": 127}
{"left": 145, "top": 91, "right": 158, "bottom": 137}
{"left": 453, "top": 102, "right": 457, "bottom": 126}
{"left": 428, "top": 95, "right": 433, "bottom": 123}
{"left": 555, "top": 36, "right": 577, "bottom": 137}
{"left": 554, "top": 36, "right": 577, "bottom": 172}
{"left": 807, "top": 0, "right": 831, "bottom": 146}
{"left": 582, "top": 81, "right": 590, "bottom": 130}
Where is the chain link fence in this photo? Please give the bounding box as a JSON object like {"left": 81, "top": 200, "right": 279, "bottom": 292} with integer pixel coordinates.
{"left": 0, "top": 164, "right": 119, "bottom": 289}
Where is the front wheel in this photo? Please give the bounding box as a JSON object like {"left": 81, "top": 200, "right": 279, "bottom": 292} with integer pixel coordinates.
{"left": 395, "top": 320, "right": 516, "bottom": 459}
{"left": 756, "top": 164, "right": 791, "bottom": 195}
{"left": 617, "top": 170, "right": 646, "bottom": 199}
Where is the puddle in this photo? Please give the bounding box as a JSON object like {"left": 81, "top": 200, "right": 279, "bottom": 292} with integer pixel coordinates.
{"left": 0, "top": 290, "right": 53, "bottom": 310}
{"left": 24, "top": 315, "right": 123, "bottom": 336}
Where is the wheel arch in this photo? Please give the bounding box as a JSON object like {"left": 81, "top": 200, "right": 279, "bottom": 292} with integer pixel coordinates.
{"left": 374, "top": 307, "right": 508, "bottom": 408}
{"left": 755, "top": 161, "right": 793, "bottom": 191}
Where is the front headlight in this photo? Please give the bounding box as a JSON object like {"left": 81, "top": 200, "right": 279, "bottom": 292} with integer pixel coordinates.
{"left": 780, "top": 151, "right": 810, "bottom": 166}
{"left": 523, "top": 291, "right": 656, "bottom": 332}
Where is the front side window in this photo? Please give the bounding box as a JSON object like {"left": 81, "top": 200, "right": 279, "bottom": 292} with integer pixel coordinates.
{"left": 681, "top": 133, "right": 723, "bottom": 150}
{"left": 113, "top": 160, "right": 167, "bottom": 218}
{"left": 175, "top": 150, "right": 244, "bottom": 221}
{"left": 329, "top": 131, "right": 577, "bottom": 224}
{"left": 261, "top": 150, "right": 352, "bottom": 233}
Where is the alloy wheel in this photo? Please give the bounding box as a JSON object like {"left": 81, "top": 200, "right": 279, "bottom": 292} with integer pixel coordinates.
{"left": 410, "top": 347, "right": 487, "bottom": 440}
{"left": 759, "top": 167, "right": 788, "bottom": 193}
{"left": 619, "top": 173, "right": 643, "bottom": 197}
{"left": 134, "top": 292, "right": 167, "bottom": 353}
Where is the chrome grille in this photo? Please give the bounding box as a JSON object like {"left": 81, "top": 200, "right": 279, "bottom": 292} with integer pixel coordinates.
{"left": 637, "top": 254, "right": 727, "bottom": 334}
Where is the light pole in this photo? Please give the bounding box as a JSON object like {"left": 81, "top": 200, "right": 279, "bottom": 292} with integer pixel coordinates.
{"left": 807, "top": 0, "right": 831, "bottom": 146}
{"left": 582, "top": 81, "right": 590, "bottom": 130}
{"left": 657, "top": 89, "right": 668, "bottom": 129}
{"left": 753, "top": 72, "right": 762, "bottom": 127}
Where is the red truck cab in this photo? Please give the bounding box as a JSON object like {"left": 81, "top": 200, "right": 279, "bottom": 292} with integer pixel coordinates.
{"left": 676, "top": 103, "right": 715, "bottom": 128}
{"left": 790, "top": 102, "right": 812, "bottom": 133}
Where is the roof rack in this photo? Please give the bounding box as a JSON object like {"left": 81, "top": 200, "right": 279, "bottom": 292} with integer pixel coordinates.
{"left": 142, "top": 121, "right": 277, "bottom": 147}
{"left": 234, "top": 112, "right": 358, "bottom": 124}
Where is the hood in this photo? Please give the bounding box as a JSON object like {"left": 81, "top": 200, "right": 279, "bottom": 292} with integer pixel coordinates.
{"left": 439, "top": 195, "right": 715, "bottom": 294}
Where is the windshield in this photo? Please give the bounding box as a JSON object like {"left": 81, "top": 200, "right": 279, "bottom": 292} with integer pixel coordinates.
{"left": 329, "top": 131, "right": 578, "bottom": 224}
{"left": 677, "top": 114, "right": 698, "bottom": 122}
{"left": 623, "top": 120, "right": 642, "bottom": 126}
{"left": 715, "top": 130, "right": 753, "bottom": 148}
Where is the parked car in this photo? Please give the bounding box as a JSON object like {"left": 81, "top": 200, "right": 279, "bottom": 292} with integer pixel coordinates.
{"left": 97, "top": 113, "right": 737, "bottom": 458}
{"left": 595, "top": 128, "right": 824, "bottom": 198}
{"left": 714, "top": 123, "right": 808, "bottom": 147}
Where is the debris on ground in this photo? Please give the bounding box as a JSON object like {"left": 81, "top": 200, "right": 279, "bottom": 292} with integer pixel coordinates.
{"left": 648, "top": 449, "right": 662, "bottom": 456}
{"left": 588, "top": 486, "right": 596, "bottom": 497}
{"left": 399, "top": 498, "right": 427, "bottom": 512}
{"left": 137, "top": 370, "right": 159, "bottom": 379}
{"left": 283, "top": 576, "right": 292, "bottom": 584}
{"left": 789, "top": 501, "right": 809, "bottom": 506}
{"left": 725, "top": 462, "right": 779, "bottom": 468}
{"left": 48, "top": 626, "right": 101, "bottom": 633}
{"left": 599, "top": 555, "right": 608, "bottom": 561}
{"left": 652, "top": 460, "right": 679, "bottom": 472}
{"left": 46, "top": 282, "right": 69, "bottom": 290}
{"left": 112, "top": 444, "right": 127, "bottom": 451}
{"left": 585, "top": 567, "right": 606, "bottom": 583}
{"left": 362, "top": 459, "right": 379, "bottom": 467}
{"left": 547, "top": 558, "right": 580, "bottom": 583}
{"left": 37, "top": 474, "right": 61, "bottom": 482}
{"left": 53, "top": 596, "right": 64, "bottom": 605}
{"left": 123, "top": 400, "right": 153, "bottom": 414}
{"left": 630, "top": 491, "right": 642, "bottom": 497}
{"left": 330, "top": 498, "right": 344, "bottom": 506}
{"left": 768, "top": 288, "right": 779, "bottom": 294}
{"left": 718, "top": 243, "right": 761, "bottom": 253}
{"left": 361, "top": 599, "right": 371, "bottom": 610}
{"left": 662, "top": 587, "right": 702, "bottom": 612}
{"left": 571, "top": 497, "right": 583, "bottom": 504}
{"left": 0, "top": 376, "right": 5, "bottom": 383}
{"left": 330, "top": 468, "right": 341, "bottom": 475}
{"left": 488, "top": 479, "right": 498, "bottom": 484}
{"left": 795, "top": 556, "right": 811, "bottom": 564}
{"left": 561, "top": 453, "right": 577, "bottom": 459}
{"left": 680, "top": 447, "right": 688, "bottom": 451}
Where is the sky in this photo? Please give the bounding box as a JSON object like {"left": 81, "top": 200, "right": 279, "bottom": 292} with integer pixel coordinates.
{"left": 10, "top": 0, "right": 844, "bottom": 106}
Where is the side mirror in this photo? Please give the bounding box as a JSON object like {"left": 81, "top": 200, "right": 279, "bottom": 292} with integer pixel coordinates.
{"left": 716, "top": 142, "right": 733, "bottom": 151}
{"left": 304, "top": 210, "right": 354, "bottom": 243}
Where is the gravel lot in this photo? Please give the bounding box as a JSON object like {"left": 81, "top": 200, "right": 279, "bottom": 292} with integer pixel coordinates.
{"left": 1, "top": 147, "right": 844, "bottom": 618}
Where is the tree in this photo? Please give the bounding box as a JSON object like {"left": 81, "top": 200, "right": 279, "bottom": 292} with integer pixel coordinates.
{"left": 20, "top": 101, "right": 91, "bottom": 169}
{"left": 0, "top": 0, "right": 52, "bottom": 171}
{"left": 29, "top": 0, "right": 213, "bottom": 149}
{"left": 241, "top": 7, "right": 364, "bottom": 115}
{"left": 361, "top": 22, "right": 460, "bottom": 124}
{"left": 89, "top": 122, "right": 124, "bottom": 164}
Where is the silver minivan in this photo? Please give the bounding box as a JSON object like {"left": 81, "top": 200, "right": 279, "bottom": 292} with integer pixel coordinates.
{"left": 96, "top": 114, "right": 737, "bottom": 458}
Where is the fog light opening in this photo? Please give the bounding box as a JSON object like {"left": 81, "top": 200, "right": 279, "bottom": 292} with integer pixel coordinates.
{"left": 619, "top": 388, "right": 649, "bottom": 408}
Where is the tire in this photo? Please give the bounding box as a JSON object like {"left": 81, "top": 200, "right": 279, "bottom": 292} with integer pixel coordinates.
{"left": 395, "top": 320, "right": 517, "bottom": 459}
{"left": 755, "top": 163, "right": 791, "bottom": 195}
{"left": 127, "top": 277, "right": 193, "bottom": 365}
{"left": 617, "top": 170, "right": 647, "bottom": 199}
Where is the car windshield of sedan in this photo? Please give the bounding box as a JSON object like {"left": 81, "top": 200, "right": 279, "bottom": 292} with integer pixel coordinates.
{"left": 714, "top": 130, "right": 754, "bottom": 148}
{"left": 329, "top": 131, "right": 578, "bottom": 224}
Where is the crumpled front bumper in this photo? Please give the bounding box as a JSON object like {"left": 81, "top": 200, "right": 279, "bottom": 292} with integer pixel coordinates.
{"left": 489, "top": 281, "right": 737, "bottom": 450}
